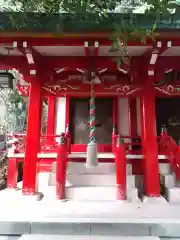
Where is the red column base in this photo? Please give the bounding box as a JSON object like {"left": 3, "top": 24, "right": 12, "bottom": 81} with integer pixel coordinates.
{"left": 56, "top": 142, "right": 67, "bottom": 200}
{"left": 112, "top": 135, "right": 117, "bottom": 153}
{"left": 146, "top": 193, "right": 161, "bottom": 198}
{"left": 116, "top": 185, "right": 126, "bottom": 200}
{"left": 22, "top": 188, "right": 36, "bottom": 196}
{"left": 7, "top": 158, "right": 18, "bottom": 189}
{"left": 56, "top": 183, "right": 66, "bottom": 200}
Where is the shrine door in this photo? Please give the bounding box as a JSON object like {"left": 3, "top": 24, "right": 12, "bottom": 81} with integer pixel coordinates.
{"left": 70, "top": 98, "right": 113, "bottom": 144}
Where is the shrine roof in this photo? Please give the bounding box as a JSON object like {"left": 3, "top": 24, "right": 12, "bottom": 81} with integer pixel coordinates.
{"left": 0, "top": 12, "right": 180, "bottom": 35}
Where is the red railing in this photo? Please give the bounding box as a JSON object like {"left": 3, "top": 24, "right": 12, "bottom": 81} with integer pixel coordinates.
{"left": 6, "top": 132, "right": 71, "bottom": 154}
{"left": 112, "top": 132, "right": 142, "bottom": 154}
{"left": 7, "top": 132, "right": 69, "bottom": 199}
{"left": 159, "top": 133, "right": 180, "bottom": 180}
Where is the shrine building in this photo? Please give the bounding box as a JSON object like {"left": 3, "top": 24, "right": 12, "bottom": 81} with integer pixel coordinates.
{"left": 2, "top": 12, "right": 180, "bottom": 203}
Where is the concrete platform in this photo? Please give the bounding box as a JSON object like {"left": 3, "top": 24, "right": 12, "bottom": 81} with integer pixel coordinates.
{"left": 19, "top": 235, "right": 160, "bottom": 240}
{"left": 1, "top": 188, "right": 180, "bottom": 237}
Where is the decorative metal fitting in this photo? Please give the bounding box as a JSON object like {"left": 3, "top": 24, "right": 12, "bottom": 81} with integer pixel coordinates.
{"left": 112, "top": 124, "right": 117, "bottom": 134}
{"left": 116, "top": 135, "right": 124, "bottom": 146}
{"left": 59, "top": 133, "right": 65, "bottom": 144}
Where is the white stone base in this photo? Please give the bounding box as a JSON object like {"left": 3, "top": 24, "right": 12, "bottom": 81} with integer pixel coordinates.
{"left": 52, "top": 162, "right": 133, "bottom": 175}
{"left": 36, "top": 172, "right": 51, "bottom": 192}
{"left": 160, "top": 174, "right": 175, "bottom": 188}
{"left": 159, "top": 163, "right": 171, "bottom": 175}
{"left": 42, "top": 185, "right": 139, "bottom": 202}
{"left": 165, "top": 187, "right": 180, "bottom": 203}
{"left": 142, "top": 196, "right": 167, "bottom": 204}
{"left": 48, "top": 173, "right": 136, "bottom": 188}
{"left": 0, "top": 189, "right": 43, "bottom": 202}
{"left": 66, "top": 186, "right": 117, "bottom": 201}
{"left": 128, "top": 188, "right": 141, "bottom": 203}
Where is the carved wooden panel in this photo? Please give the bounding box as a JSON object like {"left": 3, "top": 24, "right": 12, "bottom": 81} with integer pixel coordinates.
{"left": 70, "top": 99, "right": 89, "bottom": 144}
{"left": 70, "top": 98, "right": 113, "bottom": 144}
{"left": 95, "top": 98, "right": 113, "bottom": 144}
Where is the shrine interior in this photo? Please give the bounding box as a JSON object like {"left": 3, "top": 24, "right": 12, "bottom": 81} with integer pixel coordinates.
{"left": 156, "top": 97, "right": 180, "bottom": 144}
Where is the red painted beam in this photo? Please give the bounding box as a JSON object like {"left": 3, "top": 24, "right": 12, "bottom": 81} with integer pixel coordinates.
{"left": 0, "top": 37, "right": 155, "bottom": 47}
{"left": 42, "top": 82, "right": 142, "bottom": 97}
{"left": 1, "top": 55, "right": 180, "bottom": 71}
{"left": 0, "top": 38, "right": 178, "bottom": 48}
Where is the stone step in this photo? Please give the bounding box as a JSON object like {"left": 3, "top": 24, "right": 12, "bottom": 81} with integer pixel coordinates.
{"left": 43, "top": 186, "right": 139, "bottom": 202}
{"left": 164, "top": 186, "right": 180, "bottom": 203}
{"left": 52, "top": 162, "right": 132, "bottom": 175}
{"left": 19, "top": 235, "right": 160, "bottom": 240}
{"left": 48, "top": 173, "right": 135, "bottom": 188}
{"left": 159, "top": 163, "right": 172, "bottom": 175}
{"left": 160, "top": 174, "right": 175, "bottom": 188}
{"left": 66, "top": 186, "right": 139, "bottom": 202}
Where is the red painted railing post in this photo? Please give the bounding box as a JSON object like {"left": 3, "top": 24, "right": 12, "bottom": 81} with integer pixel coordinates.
{"left": 112, "top": 124, "right": 117, "bottom": 153}
{"left": 56, "top": 133, "right": 67, "bottom": 200}
{"left": 7, "top": 158, "right": 18, "bottom": 189}
{"left": 115, "top": 137, "right": 127, "bottom": 200}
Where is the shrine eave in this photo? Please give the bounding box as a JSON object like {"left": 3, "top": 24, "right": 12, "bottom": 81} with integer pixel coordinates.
{"left": 1, "top": 12, "right": 180, "bottom": 36}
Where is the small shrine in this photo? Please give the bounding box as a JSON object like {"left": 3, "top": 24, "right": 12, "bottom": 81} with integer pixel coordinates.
{"left": 0, "top": 12, "right": 180, "bottom": 203}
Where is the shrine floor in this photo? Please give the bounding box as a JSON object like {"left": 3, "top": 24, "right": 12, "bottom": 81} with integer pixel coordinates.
{"left": 0, "top": 189, "right": 180, "bottom": 239}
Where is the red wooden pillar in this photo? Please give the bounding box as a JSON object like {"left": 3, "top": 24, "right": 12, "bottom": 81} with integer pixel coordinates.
{"left": 46, "top": 96, "right": 56, "bottom": 144}
{"left": 7, "top": 158, "right": 18, "bottom": 189}
{"left": 56, "top": 133, "right": 67, "bottom": 200}
{"left": 128, "top": 98, "right": 138, "bottom": 137}
{"left": 140, "top": 81, "right": 160, "bottom": 197}
{"left": 115, "top": 138, "right": 127, "bottom": 200}
{"left": 22, "top": 81, "right": 42, "bottom": 195}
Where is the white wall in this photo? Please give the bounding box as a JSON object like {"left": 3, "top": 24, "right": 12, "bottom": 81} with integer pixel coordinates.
{"left": 117, "top": 97, "right": 142, "bottom": 137}
{"left": 117, "top": 98, "right": 130, "bottom": 136}
{"left": 55, "top": 97, "right": 66, "bottom": 135}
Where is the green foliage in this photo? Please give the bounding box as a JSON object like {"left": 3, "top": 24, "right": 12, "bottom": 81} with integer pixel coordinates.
{"left": 8, "top": 89, "right": 24, "bottom": 106}
{"left": 110, "top": 21, "right": 158, "bottom": 66}
{"left": 4, "top": 0, "right": 180, "bottom": 15}
{"left": 0, "top": 88, "right": 27, "bottom": 133}
{"left": 4, "top": 0, "right": 118, "bottom": 14}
